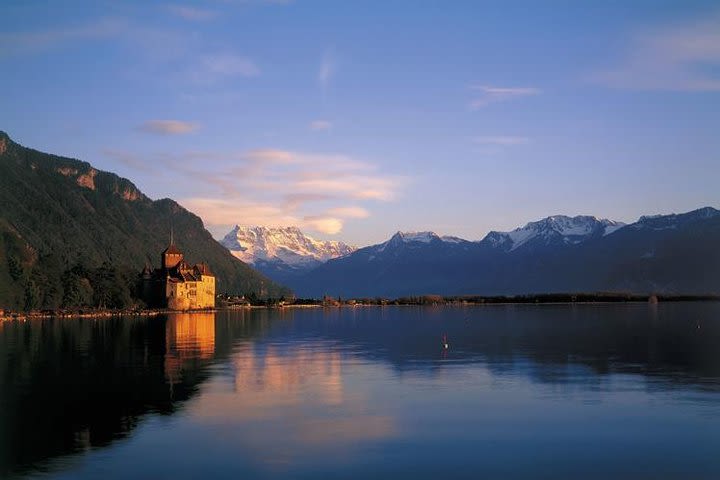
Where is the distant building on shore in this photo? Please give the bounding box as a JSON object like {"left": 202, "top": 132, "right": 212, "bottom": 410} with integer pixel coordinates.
{"left": 141, "top": 239, "right": 215, "bottom": 310}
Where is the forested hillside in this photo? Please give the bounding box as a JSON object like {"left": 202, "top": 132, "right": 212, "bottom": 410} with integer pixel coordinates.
{"left": 0, "top": 131, "right": 290, "bottom": 310}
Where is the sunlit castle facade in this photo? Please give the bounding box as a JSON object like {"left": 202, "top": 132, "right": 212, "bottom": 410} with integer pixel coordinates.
{"left": 141, "top": 240, "right": 215, "bottom": 310}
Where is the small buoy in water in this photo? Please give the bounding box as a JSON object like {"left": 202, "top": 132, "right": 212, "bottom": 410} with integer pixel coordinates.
{"left": 442, "top": 334, "right": 449, "bottom": 349}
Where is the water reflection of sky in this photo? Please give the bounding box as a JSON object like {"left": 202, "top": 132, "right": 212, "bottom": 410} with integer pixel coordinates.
{"left": 3, "top": 304, "right": 720, "bottom": 479}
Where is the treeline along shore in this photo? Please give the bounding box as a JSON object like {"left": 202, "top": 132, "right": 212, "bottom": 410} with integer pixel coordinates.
{"left": 3, "top": 292, "right": 719, "bottom": 321}
{"left": 290, "top": 293, "right": 720, "bottom": 306}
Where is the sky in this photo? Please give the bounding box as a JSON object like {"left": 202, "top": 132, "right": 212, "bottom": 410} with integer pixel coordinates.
{"left": 1, "top": 0, "right": 719, "bottom": 246}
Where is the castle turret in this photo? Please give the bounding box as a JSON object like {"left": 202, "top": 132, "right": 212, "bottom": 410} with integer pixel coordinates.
{"left": 162, "top": 244, "right": 183, "bottom": 270}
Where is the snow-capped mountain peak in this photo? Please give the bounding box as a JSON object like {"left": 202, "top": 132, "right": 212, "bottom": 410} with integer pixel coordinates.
{"left": 372, "top": 231, "right": 471, "bottom": 253}
{"left": 393, "top": 231, "right": 439, "bottom": 243}
{"left": 483, "top": 215, "right": 625, "bottom": 251}
{"left": 221, "top": 225, "right": 356, "bottom": 268}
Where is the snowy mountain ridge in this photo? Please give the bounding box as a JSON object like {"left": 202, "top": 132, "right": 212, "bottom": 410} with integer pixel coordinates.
{"left": 289, "top": 207, "right": 720, "bottom": 298}
{"left": 482, "top": 215, "right": 625, "bottom": 251}
{"left": 220, "top": 225, "right": 356, "bottom": 268}
{"left": 375, "top": 231, "right": 470, "bottom": 252}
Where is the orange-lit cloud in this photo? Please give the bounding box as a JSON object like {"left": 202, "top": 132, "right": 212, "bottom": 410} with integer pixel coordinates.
{"left": 326, "top": 206, "right": 370, "bottom": 219}
{"left": 309, "top": 120, "right": 332, "bottom": 131}
{"left": 303, "top": 216, "right": 343, "bottom": 234}
{"left": 104, "top": 142, "right": 404, "bottom": 236}
{"left": 137, "top": 120, "right": 199, "bottom": 135}
{"left": 165, "top": 148, "right": 405, "bottom": 235}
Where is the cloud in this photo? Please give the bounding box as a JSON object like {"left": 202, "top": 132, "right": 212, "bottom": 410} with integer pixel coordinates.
{"left": 243, "top": 149, "right": 295, "bottom": 164}
{"left": 0, "top": 18, "right": 127, "bottom": 55}
{"left": 104, "top": 145, "right": 405, "bottom": 235}
{"left": 284, "top": 193, "right": 334, "bottom": 210}
{"left": 309, "top": 120, "right": 332, "bottom": 131}
{"left": 0, "top": 17, "right": 260, "bottom": 94}
{"left": 473, "top": 136, "right": 529, "bottom": 146}
{"left": 168, "top": 5, "right": 217, "bottom": 21}
{"left": 178, "top": 199, "right": 360, "bottom": 236}
{"left": 174, "top": 52, "right": 261, "bottom": 85}
{"left": 326, "top": 206, "right": 370, "bottom": 219}
{"left": 186, "top": 149, "right": 406, "bottom": 235}
{"left": 590, "top": 12, "right": 720, "bottom": 91}
{"left": 291, "top": 176, "right": 399, "bottom": 201}
{"left": 180, "top": 197, "right": 297, "bottom": 226}
{"left": 137, "top": 120, "right": 199, "bottom": 135}
{"left": 469, "top": 85, "right": 541, "bottom": 109}
{"left": 103, "top": 149, "right": 155, "bottom": 171}
{"left": 192, "top": 53, "right": 260, "bottom": 82}
{"left": 303, "top": 216, "right": 343, "bottom": 235}
{"left": 318, "top": 49, "right": 336, "bottom": 88}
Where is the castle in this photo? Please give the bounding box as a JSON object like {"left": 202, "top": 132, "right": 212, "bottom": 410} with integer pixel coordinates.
{"left": 141, "top": 240, "right": 215, "bottom": 310}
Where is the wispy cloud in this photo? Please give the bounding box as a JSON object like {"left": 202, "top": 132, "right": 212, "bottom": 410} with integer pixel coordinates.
{"left": 168, "top": 5, "right": 217, "bottom": 21}
{"left": 591, "top": 12, "right": 720, "bottom": 91}
{"left": 284, "top": 193, "right": 334, "bottom": 210}
{"left": 137, "top": 120, "right": 199, "bottom": 135}
{"left": 326, "top": 206, "right": 370, "bottom": 219}
{"left": 310, "top": 120, "right": 333, "bottom": 131}
{"left": 469, "top": 85, "right": 541, "bottom": 109}
{"left": 318, "top": 49, "right": 336, "bottom": 88}
{"left": 189, "top": 53, "right": 260, "bottom": 83}
{"left": 0, "top": 16, "right": 261, "bottom": 89}
{"left": 243, "top": 149, "right": 295, "bottom": 164}
{"left": 0, "top": 18, "right": 127, "bottom": 56}
{"left": 102, "top": 149, "right": 154, "bottom": 171}
{"left": 473, "top": 136, "right": 529, "bottom": 146}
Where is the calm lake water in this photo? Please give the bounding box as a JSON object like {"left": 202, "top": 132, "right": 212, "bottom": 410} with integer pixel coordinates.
{"left": 1, "top": 304, "right": 719, "bottom": 479}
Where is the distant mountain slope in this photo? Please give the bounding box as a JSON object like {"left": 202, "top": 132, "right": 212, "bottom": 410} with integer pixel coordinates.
{"left": 0, "top": 131, "right": 290, "bottom": 309}
{"left": 291, "top": 210, "right": 720, "bottom": 298}
{"left": 295, "top": 231, "right": 476, "bottom": 297}
{"left": 220, "top": 225, "right": 355, "bottom": 285}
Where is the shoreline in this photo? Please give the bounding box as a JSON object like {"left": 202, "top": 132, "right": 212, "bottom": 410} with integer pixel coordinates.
{"left": 2, "top": 295, "right": 720, "bottom": 321}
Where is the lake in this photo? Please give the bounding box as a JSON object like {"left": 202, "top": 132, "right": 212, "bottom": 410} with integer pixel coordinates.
{"left": 1, "top": 304, "right": 719, "bottom": 479}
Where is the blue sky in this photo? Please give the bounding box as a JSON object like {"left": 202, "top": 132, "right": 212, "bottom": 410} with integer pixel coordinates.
{"left": 1, "top": 0, "right": 719, "bottom": 246}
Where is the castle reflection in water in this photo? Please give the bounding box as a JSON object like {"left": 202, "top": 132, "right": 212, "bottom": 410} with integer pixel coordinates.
{"left": 163, "top": 311, "right": 345, "bottom": 407}
{"left": 164, "top": 313, "right": 217, "bottom": 385}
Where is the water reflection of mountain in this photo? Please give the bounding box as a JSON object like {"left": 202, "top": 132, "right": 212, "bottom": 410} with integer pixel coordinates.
{"left": 0, "top": 313, "right": 242, "bottom": 478}
{"left": 259, "top": 303, "right": 720, "bottom": 391}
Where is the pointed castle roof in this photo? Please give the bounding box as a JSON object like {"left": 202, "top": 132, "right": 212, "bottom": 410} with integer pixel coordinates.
{"left": 163, "top": 244, "right": 182, "bottom": 255}
{"left": 163, "top": 227, "right": 182, "bottom": 255}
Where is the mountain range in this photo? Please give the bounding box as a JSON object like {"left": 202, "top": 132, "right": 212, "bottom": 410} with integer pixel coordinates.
{"left": 0, "top": 131, "right": 290, "bottom": 310}
{"left": 231, "top": 210, "right": 720, "bottom": 298}
{"left": 2, "top": 129, "right": 717, "bottom": 307}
